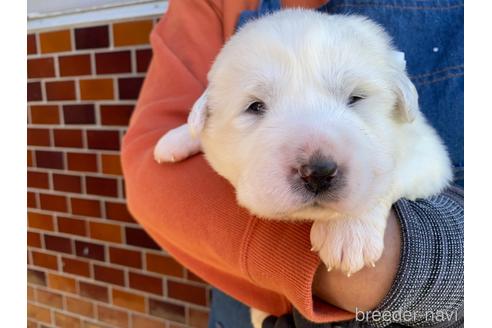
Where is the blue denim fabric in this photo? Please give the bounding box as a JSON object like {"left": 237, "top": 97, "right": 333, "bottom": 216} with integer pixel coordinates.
{"left": 319, "top": 0, "right": 464, "bottom": 186}
{"left": 236, "top": 0, "right": 282, "bottom": 30}
{"left": 209, "top": 288, "right": 254, "bottom": 328}
{"left": 210, "top": 1, "right": 463, "bottom": 327}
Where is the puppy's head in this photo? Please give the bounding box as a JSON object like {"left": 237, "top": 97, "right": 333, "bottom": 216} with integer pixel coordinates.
{"left": 190, "top": 10, "right": 419, "bottom": 220}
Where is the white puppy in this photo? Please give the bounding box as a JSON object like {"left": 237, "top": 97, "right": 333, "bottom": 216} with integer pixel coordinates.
{"left": 154, "top": 9, "right": 452, "bottom": 325}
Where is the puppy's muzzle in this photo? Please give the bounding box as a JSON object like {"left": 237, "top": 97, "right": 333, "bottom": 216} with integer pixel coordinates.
{"left": 298, "top": 158, "right": 338, "bottom": 195}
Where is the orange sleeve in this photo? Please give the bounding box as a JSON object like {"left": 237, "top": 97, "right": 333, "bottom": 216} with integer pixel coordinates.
{"left": 121, "top": 0, "right": 353, "bottom": 322}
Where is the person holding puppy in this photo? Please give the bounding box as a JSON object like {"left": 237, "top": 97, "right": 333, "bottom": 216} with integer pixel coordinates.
{"left": 122, "top": 0, "right": 463, "bottom": 327}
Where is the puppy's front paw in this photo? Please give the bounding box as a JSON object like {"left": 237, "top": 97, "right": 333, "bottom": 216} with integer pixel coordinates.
{"left": 154, "top": 124, "right": 202, "bottom": 163}
{"left": 311, "top": 214, "right": 386, "bottom": 276}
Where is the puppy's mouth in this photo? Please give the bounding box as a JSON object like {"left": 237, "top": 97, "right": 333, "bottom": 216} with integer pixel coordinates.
{"left": 312, "top": 201, "right": 326, "bottom": 208}
{"left": 285, "top": 199, "right": 343, "bottom": 220}
{"left": 306, "top": 199, "right": 338, "bottom": 211}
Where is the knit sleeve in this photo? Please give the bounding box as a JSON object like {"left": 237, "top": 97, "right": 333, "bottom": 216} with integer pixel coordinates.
{"left": 365, "top": 186, "right": 464, "bottom": 327}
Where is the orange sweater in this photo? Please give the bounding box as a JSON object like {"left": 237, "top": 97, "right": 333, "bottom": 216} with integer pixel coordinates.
{"left": 122, "top": 0, "right": 354, "bottom": 323}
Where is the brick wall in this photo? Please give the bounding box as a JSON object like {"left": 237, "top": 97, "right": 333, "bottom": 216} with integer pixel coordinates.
{"left": 27, "top": 17, "right": 211, "bottom": 328}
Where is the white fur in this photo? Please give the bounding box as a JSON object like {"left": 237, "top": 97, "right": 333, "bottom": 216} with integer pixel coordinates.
{"left": 154, "top": 10, "right": 452, "bottom": 324}
{"left": 154, "top": 123, "right": 200, "bottom": 163}
{"left": 250, "top": 308, "right": 270, "bottom": 328}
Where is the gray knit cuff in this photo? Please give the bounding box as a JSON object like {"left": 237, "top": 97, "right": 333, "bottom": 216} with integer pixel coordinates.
{"left": 365, "top": 186, "right": 464, "bottom": 328}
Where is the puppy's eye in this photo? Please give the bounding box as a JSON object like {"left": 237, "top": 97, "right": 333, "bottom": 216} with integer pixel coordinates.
{"left": 348, "top": 95, "right": 365, "bottom": 106}
{"left": 246, "top": 101, "right": 266, "bottom": 115}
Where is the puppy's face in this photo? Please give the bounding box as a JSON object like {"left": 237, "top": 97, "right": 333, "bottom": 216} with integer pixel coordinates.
{"left": 193, "top": 11, "right": 419, "bottom": 220}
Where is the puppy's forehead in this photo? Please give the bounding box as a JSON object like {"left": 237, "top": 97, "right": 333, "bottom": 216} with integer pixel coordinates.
{"left": 210, "top": 11, "right": 393, "bottom": 88}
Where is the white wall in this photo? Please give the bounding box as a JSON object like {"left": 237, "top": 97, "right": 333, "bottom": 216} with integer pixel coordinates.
{"left": 28, "top": 0, "right": 153, "bottom": 17}
{"left": 28, "top": 0, "right": 167, "bottom": 32}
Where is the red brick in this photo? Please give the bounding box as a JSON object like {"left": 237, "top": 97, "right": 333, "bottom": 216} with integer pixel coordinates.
{"left": 27, "top": 170, "right": 49, "bottom": 189}
{"left": 146, "top": 253, "right": 184, "bottom": 277}
{"left": 121, "top": 180, "right": 126, "bottom": 198}
{"left": 55, "top": 311, "right": 81, "bottom": 328}
{"left": 118, "top": 77, "right": 144, "bottom": 100}
{"left": 28, "top": 212, "right": 54, "bottom": 231}
{"left": 113, "top": 20, "right": 152, "bottom": 46}
{"left": 125, "top": 227, "right": 160, "bottom": 250}
{"left": 67, "top": 152, "right": 98, "bottom": 172}
{"left": 148, "top": 298, "right": 185, "bottom": 323}
{"left": 112, "top": 289, "right": 145, "bottom": 312}
{"left": 39, "top": 30, "right": 71, "bottom": 53}
{"left": 79, "top": 281, "right": 109, "bottom": 302}
{"left": 75, "top": 240, "right": 105, "bottom": 261}
{"left": 97, "top": 304, "right": 129, "bottom": 328}
{"left": 27, "top": 128, "right": 51, "bottom": 146}
{"left": 105, "top": 201, "right": 135, "bottom": 223}
{"left": 129, "top": 272, "right": 163, "bottom": 295}
{"left": 109, "top": 247, "right": 142, "bottom": 268}
{"left": 101, "top": 154, "right": 123, "bottom": 175}
{"left": 87, "top": 130, "right": 120, "bottom": 150}
{"left": 189, "top": 308, "right": 209, "bottom": 328}
{"left": 27, "top": 57, "right": 55, "bottom": 78}
{"left": 28, "top": 269, "right": 47, "bottom": 286}
{"left": 53, "top": 173, "right": 82, "bottom": 193}
{"left": 32, "top": 251, "right": 58, "bottom": 270}
{"left": 131, "top": 314, "right": 166, "bottom": 328}
{"left": 100, "top": 105, "right": 133, "bottom": 126}
{"left": 95, "top": 51, "right": 132, "bottom": 74}
{"left": 54, "top": 129, "right": 83, "bottom": 148}
{"left": 136, "top": 49, "right": 152, "bottom": 72}
{"left": 167, "top": 281, "right": 207, "bottom": 306}
{"left": 27, "top": 231, "right": 42, "bottom": 248}
{"left": 80, "top": 78, "right": 114, "bottom": 100}
{"left": 36, "top": 289, "right": 63, "bottom": 309}
{"left": 30, "top": 105, "right": 59, "bottom": 124}
{"left": 59, "top": 54, "right": 91, "bottom": 76}
{"left": 63, "top": 104, "right": 95, "bottom": 124}
{"left": 28, "top": 34, "right": 37, "bottom": 55}
{"left": 57, "top": 216, "right": 87, "bottom": 236}
{"left": 75, "top": 26, "right": 109, "bottom": 50}
{"left": 62, "top": 257, "right": 91, "bottom": 277}
{"left": 187, "top": 270, "right": 207, "bottom": 284}
{"left": 35, "top": 150, "right": 64, "bottom": 169}
{"left": 82, "top": 321, "right": 109, "bottom": 328}
{"left": 39, "top": 193, "right": 67, "bottom": 212}
{"left": 94, "top": 264, "right": 125, "bottom": 286}
{"left": 86, "top": 176, "right": 118, "bottom": 197}
{"left": 28, "top": 81, "right": 42, "bottom": 101}
{"left": 46, "top": 80, "right": 76, "bottom": 101}
{"left": 27, "top": 191, "right": 37, "bottom": 208}
{"left": 27, "top": 302, "right": 52, "bottom": 324}
{"left": 28, "top": 150, "right": 33, "bottom": 167}
{"left": 44, "top": 234, "right": 72, "bottom": 254}
{"left": 27, "top": 285, "right": 35, "bottom": 301}
{"left": 71, "top": 197, "right": 101, "bottom": 217}
{"left": 66, "top": 296, "right": 94, "bottom": 318}
{"left": 89, "top": 221, "right": 122, "bottom": 243}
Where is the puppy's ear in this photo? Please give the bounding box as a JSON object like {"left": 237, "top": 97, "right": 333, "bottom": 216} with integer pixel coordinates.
{"left": 390, "top": 51, "right": 419, "bottom": 123}
{"left": 188, "top": 89, "right": 209, "bottom": 138}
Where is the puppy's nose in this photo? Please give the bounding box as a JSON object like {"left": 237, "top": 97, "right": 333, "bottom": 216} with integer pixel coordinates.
{"left": 298, "top": 160, "right": 338, "bottom": 194}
